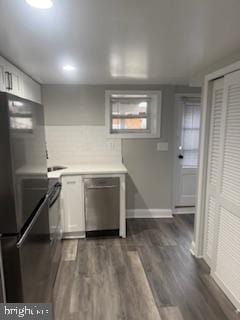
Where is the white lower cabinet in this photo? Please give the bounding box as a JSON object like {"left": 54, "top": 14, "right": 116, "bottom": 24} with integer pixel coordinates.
{"left": 61, "top": 176, "right": 85, "bottom": 237}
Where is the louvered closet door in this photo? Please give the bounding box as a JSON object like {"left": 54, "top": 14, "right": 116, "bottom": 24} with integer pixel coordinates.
{"left": 211, "top": 70, "right": 240, "bottom": 310}
{"left": 204, "top": 78, "right": 224, "bottom": 264}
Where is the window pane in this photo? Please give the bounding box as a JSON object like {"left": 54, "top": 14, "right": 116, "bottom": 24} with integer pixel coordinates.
{"left": 192, "top": 105, "right": 200, "bottom": 128}
{"left": 111, "top": 94, "right": 150, "bottom": 116}
{"left": 183, "top": 104, "right": 201, "bottom": 129}
{"left": 183, "top": 150, "right": 198, "bottom": 167}
{"left": 181, "top": 97, "right": 201, "bottom": 167}
{"left": 112, "top": 100, "right": 148, "bottom": 116}
{"left": 183, "top": 129, "right": 199, "bottom": 150}
{"left": 112, "top": 118, "right": 147, "bottom": 130}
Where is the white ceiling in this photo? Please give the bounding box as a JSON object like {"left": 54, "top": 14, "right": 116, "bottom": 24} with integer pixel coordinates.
{"left": 0, "top": 0, "right": 240, "bottom": 85}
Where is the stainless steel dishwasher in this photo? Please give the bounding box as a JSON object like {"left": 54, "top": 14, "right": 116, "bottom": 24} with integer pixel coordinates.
{"left": 84, "top": 177, "right": 120, "bottom": 236}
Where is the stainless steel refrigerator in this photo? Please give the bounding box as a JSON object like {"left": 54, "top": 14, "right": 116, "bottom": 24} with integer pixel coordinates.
{"left": 0, "top": 92, "right": 51, "bottom": 302}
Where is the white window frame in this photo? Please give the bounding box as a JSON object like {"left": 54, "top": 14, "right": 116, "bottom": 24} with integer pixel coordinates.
{"left": 105, "top": 90, "right": 161, "bottom": 139}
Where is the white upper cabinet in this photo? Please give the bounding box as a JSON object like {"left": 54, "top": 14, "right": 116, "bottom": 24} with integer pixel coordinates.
{"left": 0, "top": 55, "right": 42, "bottom": 104}
{"left": 21, "top": 72, "right": 42, "bottom": 104}
{"left": 0, "top": 56, "right": 6, "bottom": 92}
{"left": 5, "top": 61, "right": 22, "bottom": 97}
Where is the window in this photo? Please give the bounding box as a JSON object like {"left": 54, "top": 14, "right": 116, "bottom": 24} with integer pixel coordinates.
{"left": 181, "top": 97, "right": 201, "bottom": 167}
{"left": 105, "top": 91, "right": 161, "bottom": 138}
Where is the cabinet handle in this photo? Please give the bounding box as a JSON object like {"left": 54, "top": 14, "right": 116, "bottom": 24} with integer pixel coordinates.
{"left": 9, "top": 73, "right": 13, "bottom": 90}
{"left": 5, "top": 72, "right": 11, "bottom": 90}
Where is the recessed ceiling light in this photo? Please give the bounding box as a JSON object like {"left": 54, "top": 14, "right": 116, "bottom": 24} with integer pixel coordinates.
{"left": 63, "top": 65, "right": 76, "bottom": 71}
{"left": 26, "top": 0, "right": 53, "bottom": 9}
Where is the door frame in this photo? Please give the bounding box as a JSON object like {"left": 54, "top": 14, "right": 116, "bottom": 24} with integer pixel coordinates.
{"left": 193, "top": 60, "right": 240, "bottom": 258}
{"left": 172, "top": 93, "right": 201, "bottom": 213}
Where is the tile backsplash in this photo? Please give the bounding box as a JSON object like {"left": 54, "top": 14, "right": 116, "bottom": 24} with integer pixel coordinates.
{"left": 45, "top": 125, "right": 122, "bottom": 166}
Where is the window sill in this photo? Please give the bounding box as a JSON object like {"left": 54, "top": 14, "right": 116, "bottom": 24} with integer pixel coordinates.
{"left": 107, "top": 131, "right": 160, "bottom": 139}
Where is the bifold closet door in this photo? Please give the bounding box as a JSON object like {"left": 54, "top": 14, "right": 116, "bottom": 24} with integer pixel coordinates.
{"left": 210, "top": 70, "right": 240, "bottom": 310}
{"left": 204, "top": 78, "right": 224, "bottom": 265}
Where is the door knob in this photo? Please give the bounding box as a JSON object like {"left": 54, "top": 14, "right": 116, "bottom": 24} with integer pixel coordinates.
{"left": 178, "top": 154, "right": 184, "bottom": 159}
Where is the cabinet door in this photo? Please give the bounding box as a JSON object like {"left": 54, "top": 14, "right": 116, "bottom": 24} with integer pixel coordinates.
{"left": 212, "top": 70, "right": 240, "bottom": 310}
{"left": 31, "top": 79, "right": 42, "bottom": 104}
{"left": 5, "top": 62, "right": 22, "bottom": 97}
{"left": 22, "top": 73, "right": 42, "bottom": 104}
{"left": 205, "top": 70, "right": 240, "bottom": 310}
{"left": 62, "top": 176, "right": 85, "bottom": 234}
{"left": 0, "top": 56, "right": 7, "bottom": 92}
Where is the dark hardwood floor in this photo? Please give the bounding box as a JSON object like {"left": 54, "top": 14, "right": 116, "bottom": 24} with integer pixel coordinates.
{"left": 53, "top": 215, "right": 239, "bottom": 320}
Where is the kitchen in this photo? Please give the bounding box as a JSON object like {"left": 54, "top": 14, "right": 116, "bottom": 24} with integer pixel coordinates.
{"left": 0, "top": 0, "right": 240, "bottom": 319}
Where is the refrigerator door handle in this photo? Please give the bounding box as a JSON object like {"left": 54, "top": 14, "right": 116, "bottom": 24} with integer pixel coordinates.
{"left": 17, "top": 195, "right": 49, "bottom": 248}
{"left": 0, "top": 241, "right": 6, "bottom": 302}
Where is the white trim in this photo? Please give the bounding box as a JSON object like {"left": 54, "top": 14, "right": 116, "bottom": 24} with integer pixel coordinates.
{"left": 119, "top": 174, "right": 126, "bottom": 238}
{"left": 190, "top": 241, "right": 204, "bottom": 257}
{"left": 127, "top": 208, "right": 173, "bottom": 219}
{"left": 212, "top": 272, "right": 240, "bottom": 312}
{"left": 194, "top": 60, "right": 240, "bottom": 258}
{"left": 105, "top": 90, "right": 162, "bottom": 139}
{"left": 205, "top": 61, "right": 240, "bottom": 82}
{"left": 173, "top": 207, "right": 195, "bottom": 214}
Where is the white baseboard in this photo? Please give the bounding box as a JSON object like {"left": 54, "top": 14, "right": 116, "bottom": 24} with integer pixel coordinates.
{"left": 127, "top": 209, "right": 173, "bottom": 219}
{"left": 173, "top": 207, "right": 195, "bottom": 214}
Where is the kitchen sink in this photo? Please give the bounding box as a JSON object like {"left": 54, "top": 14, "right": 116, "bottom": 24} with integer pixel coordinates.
{"left": 48, "top": 166, "right": 67, "bottom": 172}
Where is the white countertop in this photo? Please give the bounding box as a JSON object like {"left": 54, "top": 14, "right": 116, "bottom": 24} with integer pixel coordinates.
{"left": 48, "top": 163, "right": 128, "bottom": 178}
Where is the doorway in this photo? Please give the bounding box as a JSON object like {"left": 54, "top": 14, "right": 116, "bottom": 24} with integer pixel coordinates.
{"left": 173, "top": 94, "right": 201, "bottom": 213}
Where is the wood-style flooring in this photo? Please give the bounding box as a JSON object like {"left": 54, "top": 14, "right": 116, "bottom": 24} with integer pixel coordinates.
{"left": 53, "top": 215, "right": 239, "bottom": 320}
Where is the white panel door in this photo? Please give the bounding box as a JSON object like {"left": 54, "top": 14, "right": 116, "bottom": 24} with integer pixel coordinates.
{"left": 204, "top": 78, "right": 224, "bottom": 264}
{"left": 174, "top": 95, "right": 201, "bottom": 207}
{"left": 210, "top": 71, "right": 240, "bottom": 310}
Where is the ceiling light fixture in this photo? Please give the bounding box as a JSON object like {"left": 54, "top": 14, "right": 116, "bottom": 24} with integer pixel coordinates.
{"left": 63, "top": 65, "right": 76, "bottom": 71}
{"left": 26, "top": 0, "right": 53, "bottom": 9}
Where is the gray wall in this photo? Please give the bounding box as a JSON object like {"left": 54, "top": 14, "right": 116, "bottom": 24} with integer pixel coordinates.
{"left": 43, "top": 84, "right": 201, "bottom": 210}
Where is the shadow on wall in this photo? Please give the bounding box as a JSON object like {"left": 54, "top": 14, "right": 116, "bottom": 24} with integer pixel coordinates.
{"left": 126, "top": 174, "right": 149, "bottom": 210}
